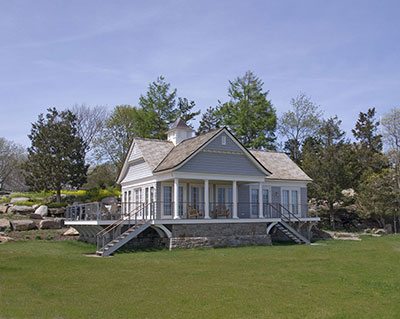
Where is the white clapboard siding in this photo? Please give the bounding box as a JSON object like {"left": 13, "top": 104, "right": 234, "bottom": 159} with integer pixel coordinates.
{"left": 120, "top": 159, "right": 153, "bottom": 183}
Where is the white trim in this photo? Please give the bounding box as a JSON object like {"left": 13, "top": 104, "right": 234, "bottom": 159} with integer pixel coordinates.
{"left": 169, "top": 171, "right": 265, "bottom": 182}
{"left": 204, "top": 179, "right": 210, "bottom": 219}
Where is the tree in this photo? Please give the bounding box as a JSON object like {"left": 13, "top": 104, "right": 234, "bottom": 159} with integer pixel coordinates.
{"left": 176, "top": 97, "right": 200, "bottom": 127}
{"left": 302, "top": 116, "right": 352, "bottom": 229}
{"left": 196, "top": 106, "right": 221, "bottom": 135}
{"left": 279, "top": 93, "right": 322, "bottom": 164}
{"left": 216, "top": 71, "right": 276, "bottom": 149}
{"left": 24, "top": 108, "right": 88, "bottom": 202}
{"left": 0, "top": 138, "right": 26, "bottom": 191}
{"left": 70, "top": 104, "right": 108, "bottom": 160}
{"left": 381, "top": 107, "right": 400, "bottom": 225}
{"left": 351, "top": 107, "right": 387, "bottom": 186}
{"left": 93, "top": 105, "right": 140, "bottom": 170}
{"left": 83, "top": 163, "right": 117, "bottom": 190}
{"left": 356, "top": 169, "right": 399, "bottom": 228}
{"left": 138, "top": 76, "right": 178, "bottom": 139}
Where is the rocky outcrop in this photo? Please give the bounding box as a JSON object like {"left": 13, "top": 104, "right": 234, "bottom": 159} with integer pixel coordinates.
{"left": 34, "top": 205, "right": 48, "bottom": 217}
{"left": 11, "top": 219, "right": 36, "bottom": 231}
{"left": 0, "top": 235, "right": 14, "bottom": 243}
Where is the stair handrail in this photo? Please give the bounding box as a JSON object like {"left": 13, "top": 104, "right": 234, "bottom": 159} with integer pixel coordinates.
{"left": 96, "top": 202, "right": 152, "bottom": 252}
{"left": 278, "top": 203, "right": 301, "bottom": 224}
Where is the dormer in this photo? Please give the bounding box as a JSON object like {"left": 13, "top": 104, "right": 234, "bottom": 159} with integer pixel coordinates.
{"left": 167, "top": 118, "right": 194, "bottom": 145}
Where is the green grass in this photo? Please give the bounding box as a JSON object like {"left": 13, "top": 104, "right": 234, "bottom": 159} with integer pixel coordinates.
{"left": 1, "top": 237, "right": 400, "bottom": 318}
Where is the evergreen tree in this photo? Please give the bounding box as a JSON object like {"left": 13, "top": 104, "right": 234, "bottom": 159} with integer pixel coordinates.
{"left": 24, "top": 108, "right": 88, "bottom": 202}
{"left": 176, "top": 97, "right": 200, "bottom": 127}
{"left": 217, "top": 71, "right": 276, "bottom": 149}
{"left": 196, "top": 106, "right": 221, "bottom": 135}
{"left": 302, "top": 116, "right": 352, "bottom": 229}
{"left": 138, "top": 76, "right": 178, "bottom": 139}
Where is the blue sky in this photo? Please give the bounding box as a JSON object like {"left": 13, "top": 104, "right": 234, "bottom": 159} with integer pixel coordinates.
{"left": 1, "top": 0, "right": 399, "bottom": 147}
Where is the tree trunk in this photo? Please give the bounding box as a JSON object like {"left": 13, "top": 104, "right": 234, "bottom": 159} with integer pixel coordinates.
{"left": 56, "top": 188, "right": 61, "bottom": 203}
{"left": 329, "top": 203, "right": 335, "bottom": 230}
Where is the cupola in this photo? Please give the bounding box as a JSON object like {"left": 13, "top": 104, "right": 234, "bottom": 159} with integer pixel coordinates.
{"left": 167, "top": 118, "right": 194, "bottom": 145}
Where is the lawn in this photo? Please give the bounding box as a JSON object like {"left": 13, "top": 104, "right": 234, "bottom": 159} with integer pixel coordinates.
{"left": 1, "top": 236, "right": 400, "bottom": 319}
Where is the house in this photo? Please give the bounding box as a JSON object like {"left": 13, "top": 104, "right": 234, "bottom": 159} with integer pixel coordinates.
{"left": 65, "top": 119, "right": 319, "bottom": 256}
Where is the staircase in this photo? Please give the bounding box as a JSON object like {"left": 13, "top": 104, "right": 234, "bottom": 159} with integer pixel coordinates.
{"left": 276, "top": 221, "right": 310, "bottom": 244}
{"left": 96, "top": 203, "right": 152, "bottom": 257}
{"left": 270, "top": 203, "right": 311, "bottom": 245}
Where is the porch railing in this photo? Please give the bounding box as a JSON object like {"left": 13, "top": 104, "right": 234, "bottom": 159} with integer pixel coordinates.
{"left": 66, "top": 201, "right": 317, "bottom": 221}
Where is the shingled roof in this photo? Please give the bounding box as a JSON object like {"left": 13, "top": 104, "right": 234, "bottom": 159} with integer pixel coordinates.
{"left": 167, "top": 118, "right": 194, "bottom": 132}
{"left": 153, "top": 128, "right": 224, "bottom": 172}
{"left": 134, "top": 138, "right": 174, "bottom": 170}
{"left": 250, "top": 150, "right": 312, "bottom": 181}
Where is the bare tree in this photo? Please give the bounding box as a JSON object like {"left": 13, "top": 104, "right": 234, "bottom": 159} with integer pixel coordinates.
{"left": 382, "top": 108, "right": 400, "bottom": 189}
{"left": 0, "top": 137, "right": 26, "bottom": 191}
{"left": 70, "top": 104, "right": 108, "bottom": 156}
{"left": 279, "top": 93, "right": 323, "bottom": 163}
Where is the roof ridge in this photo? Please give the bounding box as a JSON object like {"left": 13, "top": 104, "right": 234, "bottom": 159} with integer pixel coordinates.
{"left": 135, "top": 137, "right": 173, "bottom": 143}
{"left": 249, "top": 149, "right": 286, "bottom": 154}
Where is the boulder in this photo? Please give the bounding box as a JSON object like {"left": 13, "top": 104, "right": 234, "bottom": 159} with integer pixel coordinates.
{"left": 384, "top": 224, "right": 393, "bottom": 234}
{"left": 9, "top": 205, "right": 35, "bottom": 215}
{"left": 49, "top": 208, "right": 66, "bottom": 217}
{"left": 63, "top": 227, "right": 79, "bottom": 236}
{"left": 54, "top": 218, "right": 65, "bottom": 227}
{"left": 39, "top": 219, "right": 62, "bottom": 230}
{"left": 29, "top": 213, "right": 43, "bottom": 220}
{"left": 34, "top": 205, "right": 48, "bottom": 217}
{"left": 32, "top": 204, "right": 39, "bottom": 210}
{"left": 11, "top": 219, "right": 36, "bottom": 231}
{"left": 101, "top": 197, "right": 117, "bottom": 205}
{"left": 0, "top": 218, "right": 11, "bottom": 231}
{"left": 10, "top": 197, "right": 30, "bottom": 204}
{"left": 0, "top": 204, "right": 10, "bottom": 214}
{"left": 0, "top": 235, "right": 14, "bottom": 243}
{"left": 375, "top": 228, "right": 386, "bottom": 235}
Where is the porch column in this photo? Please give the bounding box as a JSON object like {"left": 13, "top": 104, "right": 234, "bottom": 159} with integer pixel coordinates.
{"left": 258, "top": 182, "right": 263, "bottom": 218}
{"left": 173, "top": 178, "right": 180, "bottom": 219}
{"left": 204, "top": 179, "right": 210, "bottom": 219}
{"left": 232, "top": 180, "right": 238, "bottom": 218}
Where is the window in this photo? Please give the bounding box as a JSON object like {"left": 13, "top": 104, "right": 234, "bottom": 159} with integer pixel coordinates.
{"left": 191, "top": 186, "right": 200, "bottom": 208}
{"left": 263, "top": 189, "right": 269, "bottom": 217}
{"left": 222, "top": 135, "right": 226, "bottom": 145}
{"left": 218, "top": 188, "right": 225, "bottom": 204}
{"left": 163, "top": 186, "right": 172, "bottom": 216}
{"left": 291, "top": 190, "right": 298, "bottom": 215}
{"left": 178, "top": 186, "right": 184, "bottom": 216}
{"left": 128, "top": 190, "right": 132, "bottom": 213}
{"left": 251, "top": 189, "right": 258, "bottom": 216}
{"left": 282, "top": 190, "right": 290, "bottom": 214}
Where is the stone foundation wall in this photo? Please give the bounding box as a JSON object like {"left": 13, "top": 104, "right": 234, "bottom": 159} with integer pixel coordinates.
{"left": 167, "top": 223, "right": 272, "bottom": 249}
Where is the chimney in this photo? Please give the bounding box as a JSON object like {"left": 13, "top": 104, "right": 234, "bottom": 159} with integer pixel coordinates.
{"left": 167, "top": 118, "right": 194, "bottom": 146}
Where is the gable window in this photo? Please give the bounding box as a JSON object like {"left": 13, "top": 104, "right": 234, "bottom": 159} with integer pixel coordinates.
{"left": 221, "top": 135, "right": 226, "bottom": 145}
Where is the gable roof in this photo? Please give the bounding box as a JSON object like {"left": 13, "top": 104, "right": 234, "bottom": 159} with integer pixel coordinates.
{"left": 116, "top": 138, "right": 173, "bottom": 183}
{"left": 250, "top": 150, "right": 312, "bottom": 182}
{"left": 154, "top": 128, "right": 224, "bottom": 172}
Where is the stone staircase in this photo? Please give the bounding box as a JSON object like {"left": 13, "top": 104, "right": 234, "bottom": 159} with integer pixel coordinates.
{"left": 96, "top": 221, "right": 151, "bottom": 257}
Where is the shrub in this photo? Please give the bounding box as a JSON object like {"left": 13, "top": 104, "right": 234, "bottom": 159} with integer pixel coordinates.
{"left": 46, "top": 234, "right": 54, "bottom": 240}
{"left": 25, "top": 235, "right": 30, "bottom": 240}
{"left": 34, "top": 235, "right": 41, "bottom": 240}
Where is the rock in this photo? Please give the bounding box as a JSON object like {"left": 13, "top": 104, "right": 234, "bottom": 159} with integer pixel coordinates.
{"left": 384, "top": 224, "right": 393, "bottom": 234}
{"left": 29, "top": 213, "right": 43, "bottom": 220}
{"left": 34, "top": 205, "right": 48, "bottom": 217}
{"left": 32, "top": 204, "right": 39, "bottom": 210}
{"left": 10, "top": 197, "right": 30, "bottom": 204}
{"left": 39, "top": 219, "right": 62, "bottom": 230}
{"left": 0, "top": 236, "right": 14, "bottom": 243}
{"left": 11, "top": 219, "right": 36, "bottom": 231}
{"left": 0, "top": 204, "right": 10, "bottom": 214}
{"left": 9, "top": 205, "right": 35, "bottom": 215}
{"left": 63, "top": 227, "right": 79, "bottom": 236}
{"left": 375, "top": 228, "right": 386, "bottom": 235}
{"left": 54, "top": 218, "right": 65, "bottom": 227}
{"left": 342, "top": 188, "right": 356, "bottom": 198}
{"left": 334, "top": 232, "right": 356, "bottom": 238}
{"left": 49, "top": 207, "right": 66, "bottom": 217}
{"left": 101, "top": 197, "right": 117, "bottom": 205}
{"left": 0, "top": 218, "right": 11, "bottom": 231}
